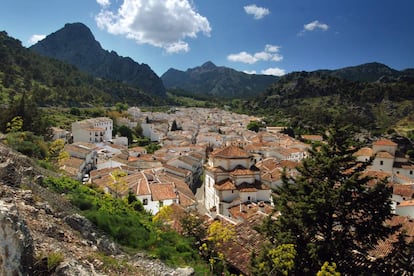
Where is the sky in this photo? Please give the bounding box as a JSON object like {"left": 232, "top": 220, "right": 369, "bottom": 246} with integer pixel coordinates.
{"left": 1, "top": 0, "right": 414, "bottom": 77}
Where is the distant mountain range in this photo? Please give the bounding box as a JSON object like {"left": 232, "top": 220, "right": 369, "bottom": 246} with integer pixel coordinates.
{"left": 30, "top": 23, "right": 165, "bottom": 96}
{"left": 316, "top": 62, "right": 414, "bottom": 82}
{"left": 161, "top": 61, "right": 279, "bottom": 99}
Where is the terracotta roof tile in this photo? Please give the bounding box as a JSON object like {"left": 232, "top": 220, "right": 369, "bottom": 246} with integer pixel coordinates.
{"left": 354, "top": 147, "right": 374, "bottom": 157}
{"left": 211, "top": 146, "right": 251, "bottom": 158}
{"left": 219, "top": 213, "right": 270, "bottom": 275}
{"left": 393, "top": 184, "right": 414, "bottom": 198}
{"left": 279, "top": 160, "right": 300, "bottom": 169}
{"left": 215, "top": 179, "right": 236, "bottom": 191}
{"left": 137, "top": 175, "right": 151, "bottom": 196}
{"left": 371, "top": 215, "right": 414, "bottom": 258}
{"left": 398, "top": 199, "right": 414, "bottom": 207}
{"left": 150, "top": 183, "right": 177, "bottom": 201}
{"left": 256, "top": 158, "right": 279, "bottom": 171}
{"left": 301, "top": 135, "right": 323, "bottom": 142}
{"left": 376, "top": 151, "right": 394, "bottom": 159}
{"left": 230, "top": 168, "right": 256, "bottom": 176}
{"left": 373, "top": 139, "right": 397, "bottom": 146}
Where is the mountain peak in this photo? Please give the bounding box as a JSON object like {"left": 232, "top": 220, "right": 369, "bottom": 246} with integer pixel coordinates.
{"left": 30, "top": 22, "right": 165, "bottom": 96}
{"left": 201, "top": 61, "right": 216, "bottom": 69}
{"left": 162, "top": 62, "right": 279, "bottom": 98}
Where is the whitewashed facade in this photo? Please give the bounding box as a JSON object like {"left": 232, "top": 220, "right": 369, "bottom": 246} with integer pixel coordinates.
{"left": 72, "top": 117, "right": 113, "bottom": 143}
{"left": 204, "top": 146, "right": 271, "bottom": 217}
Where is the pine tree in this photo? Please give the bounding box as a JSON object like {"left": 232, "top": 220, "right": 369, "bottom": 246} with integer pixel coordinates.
{"left": 259, "top": 126, "right": 399, "bottom": 275}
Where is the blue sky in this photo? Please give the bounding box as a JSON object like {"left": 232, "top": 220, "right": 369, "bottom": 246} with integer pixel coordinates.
{"left": 1, "top": 0, "right": 413, "bottom": 77}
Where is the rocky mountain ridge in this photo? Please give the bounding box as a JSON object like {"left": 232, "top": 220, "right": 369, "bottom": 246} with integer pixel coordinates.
{"left": 30, "top": 23, "right": 166, "bottom": 96}
{"left": 162, "top": 61, "right": 279, "bottom": 99}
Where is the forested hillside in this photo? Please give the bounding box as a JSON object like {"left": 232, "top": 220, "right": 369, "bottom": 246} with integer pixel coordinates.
{"left": 0, "top": 31, "right": 164, "bottom": 107}
{"left": 30, "top": 23, "right": 166, "bottom": 96}
{"left": 244, "top": 69, "right": 414, "bottom": 135}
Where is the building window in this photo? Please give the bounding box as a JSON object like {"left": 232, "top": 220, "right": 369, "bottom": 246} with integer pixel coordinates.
{"left": 380, "top": 160, "right": 384, "bottom": 165}
{"left": 248, "top": 196, "right": 251, "bottom": 201}
{"left": 159, "top": 201, "right": 164, "bottom": 207}
{"left": 143, "top": 199, "right": 148, "bottom": 205}
{"left": 410, "top": 170, "right": 413, "bottom": 175}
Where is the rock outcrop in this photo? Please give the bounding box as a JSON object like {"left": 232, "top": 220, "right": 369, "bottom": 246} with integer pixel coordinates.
{"left": 0, "top": 143, "right": 194, "bottom": 275}
{"left": 0, "top": 197, "right": 34, "bottom": 275}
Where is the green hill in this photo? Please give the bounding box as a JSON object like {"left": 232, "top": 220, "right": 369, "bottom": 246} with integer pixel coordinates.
{"left": 244, "top": 70, "right": 414, "bottom": 135}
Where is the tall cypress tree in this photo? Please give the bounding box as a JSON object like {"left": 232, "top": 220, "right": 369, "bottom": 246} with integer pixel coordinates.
{"left": 258, "top": 126, "right": 400, "bottom": 275}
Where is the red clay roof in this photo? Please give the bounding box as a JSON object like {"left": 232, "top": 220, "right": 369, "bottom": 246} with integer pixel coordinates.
{"left": 354, "top": 147, "right": 374, "bottom": 157}
{"left": 211, "top": 146, "right": 251, "bottom": 158}
{"left": 393, "top": 184, "right": 414, "bottom": 198}
{"left": 220, "top": 213, "right": 270, "bottom": 276}
{"left": 215, "top": 179, "right": 236, "bottom": 191}
{"left": 230, "top": 168, "right": 256, "bottom": 176}
{"left": 373, "top": 139, "right": 398, "bottom": 146}
{"left": 376, "top": 151, "right": 395, "bottom": 159}
{"left": 150, "top": 183, "right": 177, "bottom": 201}
{"left": 371, "top": 215, "right": 414, "bottom": 258}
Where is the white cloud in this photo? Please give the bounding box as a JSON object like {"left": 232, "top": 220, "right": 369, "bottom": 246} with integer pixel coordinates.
{"left": 96, "top": 0, "right": 110, "bottom": 7}
{"left": 28, "top": 34, "right": 46, "bottom": 45}
{"left": 228, "top": 51, "right": 257, "bottom": 64}
{"left": 261, "top": 67, "right": 286, "bottom": 76}
{"left": 95, "top": 0, "right": 211, "bottom": 53}
{"left": 244, "top": 4, "right": 270, "bottom": 20}
{"left": 299, "top": 20, "right": 329, "bottom": 35}
{"left": 243, "top": 70, "right": 257, "bottom": 75}
{"left": 265, "top": 44, "right": 280, "bottom": 53}
{"left": 227, "top": 44, "right": 283, "bottom": 64}
{"left": 304, "top": 20, "right": 329, "bottom": 31}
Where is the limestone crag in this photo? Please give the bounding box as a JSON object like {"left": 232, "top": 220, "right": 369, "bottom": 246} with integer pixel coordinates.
{"left": 0, "top": 196, "right": 34, "bottom": 275}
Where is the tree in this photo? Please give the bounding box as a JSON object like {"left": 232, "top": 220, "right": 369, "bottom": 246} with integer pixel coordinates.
{"left": 109, "top": 170, "right": 128, "bottom": 199}
{"left": 48, "top": 138, "right": 65, "bottom": 163}
{"left": 258, "top": 126, "right": 400, "bottom": 275}
{"left": 117, "top": 125, "right": 133, "bottom": 144}
{"left": 252, "top": 244, "right": 296, "bottom": 276}
{"left": 145, "top": 142, "right": 161, "bottom": 154}
{"left": 171, "top": 119, "right": 179, "bottom": 131}
{"left": 133, "top": 123, "right": 143, "bottom": 138}
{"left": 6, "top": 116, "right": 23, "bottom": 133}
{"left": 317, "top": 262, "right": 340, "bottom": 276}
{"left": 247, "top": 121, "right": 260, "bottom": 132}
{"left": 115, "top": 102, "right": 129, "bottom": 113}
{"left": 181, "top": 210, "right": 207, "bottom": 246}
{"left": 199, "top": 220, "right": 235, "bottom": 275}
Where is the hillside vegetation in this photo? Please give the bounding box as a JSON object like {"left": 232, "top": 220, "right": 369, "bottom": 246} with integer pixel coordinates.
{"left": 162, "top": 61, "right": 279, "bottom": 99}
{"left": 244, "top": 70, "right": 414, "bottom": 136}
{"left": 30, "top": 23, "right": 166, "bottom": 96}
{"left": 0, "top": 31, "right": 164, "bottom": 108}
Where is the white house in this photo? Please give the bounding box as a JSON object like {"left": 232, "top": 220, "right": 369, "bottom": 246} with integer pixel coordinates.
{"left": 62, "top": 142, "right": 98, "bottom": 179}
{"left": 204, "top": 146, "right": 271, "bottom": 217}
{"left": 51, "top": 127, "right": 70, "bottom": 142}
{"left": 72, "top": 117, "right": 113, "bottom": 143}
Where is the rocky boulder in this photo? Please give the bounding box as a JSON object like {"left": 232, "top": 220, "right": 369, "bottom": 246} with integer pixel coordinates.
{"left": 0, "top": 197, "right": 34, "bottom": 275}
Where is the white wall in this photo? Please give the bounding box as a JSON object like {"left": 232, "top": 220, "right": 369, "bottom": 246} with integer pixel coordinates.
{"left": 372, "top": 157, "right": 394, "bottom": 172}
